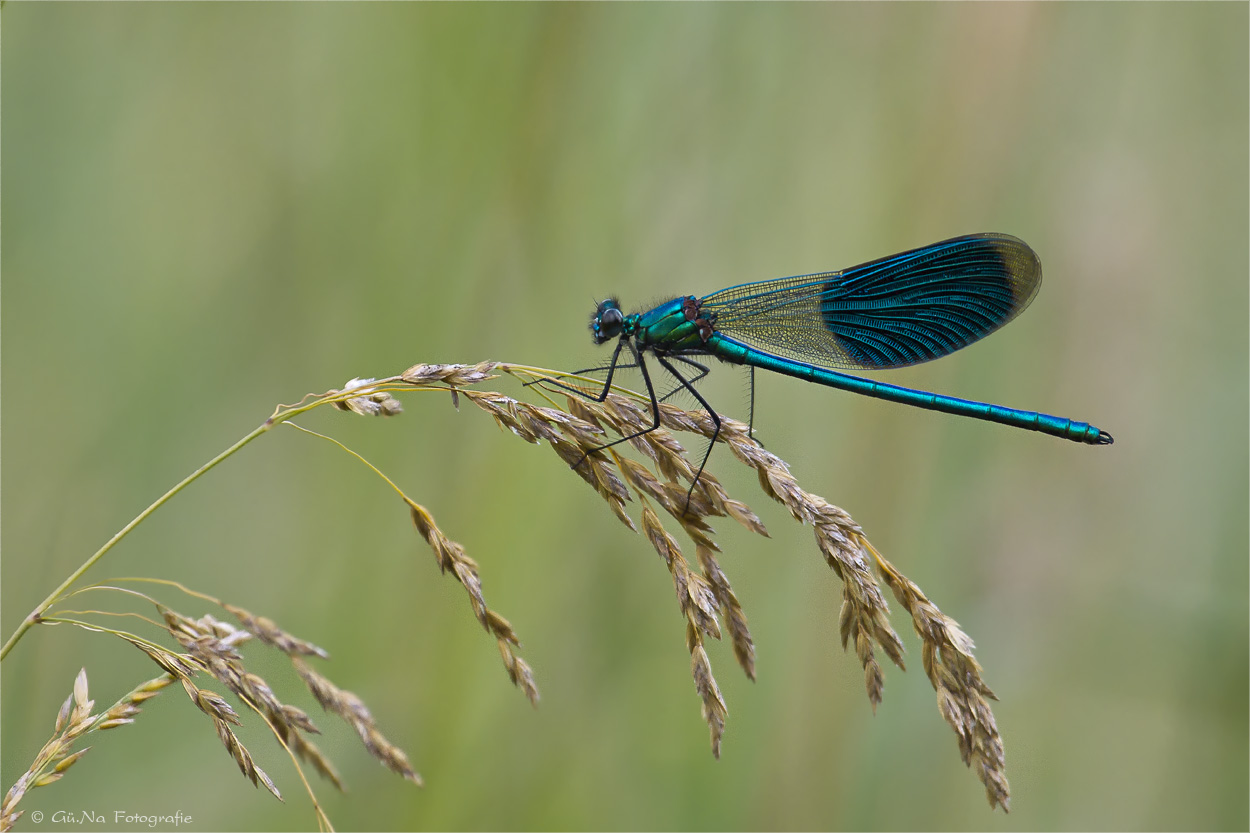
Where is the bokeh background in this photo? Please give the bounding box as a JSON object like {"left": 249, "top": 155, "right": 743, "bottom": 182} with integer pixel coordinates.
{"left": 4, "top": 4, "right": 1246, "bottom": 831}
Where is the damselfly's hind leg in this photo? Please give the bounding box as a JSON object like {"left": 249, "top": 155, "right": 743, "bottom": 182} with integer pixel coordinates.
{"left": 656, "top": 354, "right": 711, "bottom": 404}
{"left": 746, "top": 366, "right": 764, "bottom": 447}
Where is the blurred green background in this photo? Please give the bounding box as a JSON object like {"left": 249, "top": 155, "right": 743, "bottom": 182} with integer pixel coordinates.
{"left": 3, "top": 4, "right": 1246, "bottom": 831}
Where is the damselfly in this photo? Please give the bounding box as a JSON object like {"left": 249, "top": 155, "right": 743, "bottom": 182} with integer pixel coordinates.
{"left": 556, "top": 233, "right": 1112, "bottom": 502}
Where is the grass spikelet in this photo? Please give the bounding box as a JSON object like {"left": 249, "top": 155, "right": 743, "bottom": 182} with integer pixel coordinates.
{"left": 292, "top": 658, "right": 423, "bottom": 786}
{"left": 695, "top": 545, "right": 755, "bottom": 681}
{"left": 870, "top": 545, "right": 1010, "bottom": 811}
{"left": 283, "top": 732, "right": 344, "bottom": 791}
{"left": 180, "top": 676, "right": 241, "bottom": 725}
{"left": 223, "top": 603, "right": 330, "bottom": 658}
{"left": 333, "top": 378, "right": 404, "bottom": 417}
{"left": 188, "top": 681, "right": 282, "bottom": 800}
{"left": 407, "top": 498, "right": 540, "bottom": 705}
{"left": 95, "top": 675, "right": 174, "bottom": 730}
{"left": 118, "top": 633, "right": 202, "bottom": 681}
{"left": 688, "top": 625, "right": 728, "bottom": 758}
{"left": 401, "top": 361, "right": 499, "bottom": 387}
{"left": 564, "top": 395, "right": 609, "bottom": 432}
{"left": 686, "top": 469, "right": 769, "bottom": 537}
{"left": 640, "top": 506, "right": 727, "bottom": 753}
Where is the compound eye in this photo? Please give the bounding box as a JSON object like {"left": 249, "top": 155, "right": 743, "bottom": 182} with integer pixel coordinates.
{"left": 600, "top": 307, "right": 623, "bottom": 329}
{"left": 591, "top": 300, "right": 625, "bottom": 344}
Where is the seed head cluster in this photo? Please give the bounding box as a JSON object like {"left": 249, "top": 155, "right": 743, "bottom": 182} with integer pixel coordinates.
{"left": 395, "top": 362, "right": 1010, "bottom": 810}
{"left": 5, "top": 359, "right": 1012, "bottom": 832}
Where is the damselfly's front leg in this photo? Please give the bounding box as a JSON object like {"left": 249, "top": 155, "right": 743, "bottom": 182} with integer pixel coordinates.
{"left": 523, "top": 354, "right": 641, "bottom": 396}
{"left": 532, "top": 338, "right": 629, "bottom": 401}
{"left": 567, "top": 340, "right": 666, "bottom": 471}
{"left": 654, "top": 353, "right": 722, "bottom": 516}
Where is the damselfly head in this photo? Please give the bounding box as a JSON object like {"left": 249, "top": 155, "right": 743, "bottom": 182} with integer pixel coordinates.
{"left": 590, "top": 299, "right": 625, "bottom": 344}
